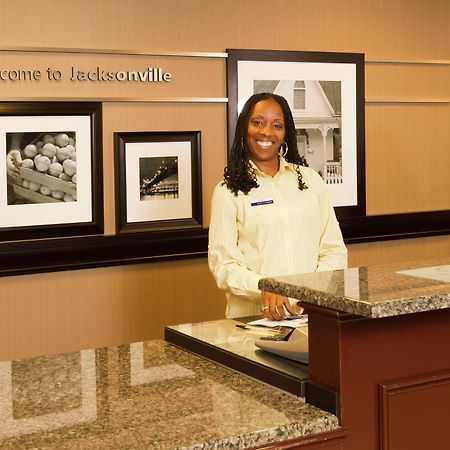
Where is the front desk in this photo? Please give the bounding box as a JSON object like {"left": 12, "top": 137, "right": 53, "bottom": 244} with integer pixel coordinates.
{"left": 167, "top": 258, "right": 450, "bottom": 450}
{"left": 1, "top": 258, "right": 449, "bottom": 449}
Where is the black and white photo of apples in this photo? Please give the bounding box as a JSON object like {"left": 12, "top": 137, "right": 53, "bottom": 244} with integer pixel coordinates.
{"left": 6, "top": 131, "right": 78, "bottom": 205}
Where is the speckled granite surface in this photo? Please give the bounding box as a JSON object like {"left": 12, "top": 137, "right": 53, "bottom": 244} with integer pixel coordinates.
{"left": 259, "top": 258, "right": 450, "bottom": 318}
{"left": 0, "top": 340, "right": 338, "bottom": 449}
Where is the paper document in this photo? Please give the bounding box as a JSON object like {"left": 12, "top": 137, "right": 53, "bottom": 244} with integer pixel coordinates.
{"left": 255, "top": 328, "right": 309, "bottom": 364}
{"left": 248, "top": 315, "right": 308, "bottom": 328}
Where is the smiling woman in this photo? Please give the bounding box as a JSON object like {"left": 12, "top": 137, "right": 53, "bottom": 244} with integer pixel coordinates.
{"left": 208, "top": 92, "right": 348, "bottom": 320}
{"left": 246, "top": 98, "right": 286, "bottom": 176}
{"left": 223, "top": 93, "right": 308, "bottom": 196}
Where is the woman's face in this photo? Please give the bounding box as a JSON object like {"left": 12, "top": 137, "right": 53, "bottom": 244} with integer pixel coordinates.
{"left": 246, "top": 98, "right": 286, "bottom": 170}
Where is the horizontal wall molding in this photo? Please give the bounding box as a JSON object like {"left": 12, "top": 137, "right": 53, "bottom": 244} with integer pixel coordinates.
{"left": 366, "top": 98, "right": 449, "bottom": 104}
{"left": 3, "top": 97, "right": 448, "bottom": 105}
{"left": 2, "top": 46, "right": 448, "bottom": 66}
{"left": 366, "top": 58, "right": 450, "bottom": 65}
{"left": 0, "top": 97, "right": 229, "bottom": 103}
{"left": 0, "top": 46, "right": 227, "bottom": 58}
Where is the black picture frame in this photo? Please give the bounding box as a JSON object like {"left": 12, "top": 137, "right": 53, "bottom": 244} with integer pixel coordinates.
{"left": 0, "top": 101, "right": 103, "bottom": 242}
{"left": 226, "top": 48, "right": 366, "bottom": 222}
{"left": 114, "top": 131, "right": 202, "bottom": 234}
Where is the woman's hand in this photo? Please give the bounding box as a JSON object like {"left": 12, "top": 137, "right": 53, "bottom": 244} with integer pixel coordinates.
{"left": 261, "top": 291, "right": 297, "bottom": 321}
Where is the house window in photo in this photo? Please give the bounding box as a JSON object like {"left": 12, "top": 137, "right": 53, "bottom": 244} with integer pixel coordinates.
{"left": 294, "top": 80, "right": 306, "bottom": 109}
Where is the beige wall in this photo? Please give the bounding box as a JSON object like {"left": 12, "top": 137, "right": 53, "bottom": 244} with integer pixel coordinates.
{"left": 0, "top": 0, "right": 448, "bottom": 361}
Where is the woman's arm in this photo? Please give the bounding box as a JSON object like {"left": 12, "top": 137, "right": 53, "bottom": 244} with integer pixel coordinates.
{"left": 313, "top": 171, "right": 348, "bottom": 271}
{"left": 208, "top": 184, "right": 262, "bottom": 300}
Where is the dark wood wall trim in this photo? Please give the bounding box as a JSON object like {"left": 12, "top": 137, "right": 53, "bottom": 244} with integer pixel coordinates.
{"left": 0, "top": 228, "right": 208, "bottom": 278}
{"left": 340, "top": 210, "right": 450, "bottom": 244}
{"left": 0, "top": 210, "right": 448, "bottom": 277}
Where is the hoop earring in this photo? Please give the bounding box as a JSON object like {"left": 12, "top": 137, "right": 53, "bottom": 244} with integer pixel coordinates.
{"left": 278, "top": 142, "right": 288, "bottom": 158}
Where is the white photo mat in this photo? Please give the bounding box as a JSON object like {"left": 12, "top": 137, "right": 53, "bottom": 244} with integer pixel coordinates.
{"left": 125, "top": 140, "right": 193, "bottom": 223}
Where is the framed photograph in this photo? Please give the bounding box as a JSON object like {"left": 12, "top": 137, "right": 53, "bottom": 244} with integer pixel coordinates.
{"left": 226, "top": 49, "right": 366, "bottom": 221}
{"left": 0, "top": 102, "right": 103, "bottom": 241}
{"left": 114, "top": 131, "right": 202, "bottom": 234}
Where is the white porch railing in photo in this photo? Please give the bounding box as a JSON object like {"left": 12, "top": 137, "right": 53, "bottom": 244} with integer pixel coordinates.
{"left": 325, "top": 162, "right": 343, "bottom": 184}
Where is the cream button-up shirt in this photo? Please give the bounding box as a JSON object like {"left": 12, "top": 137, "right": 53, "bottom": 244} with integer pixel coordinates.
{"left": 208, "top": 158, "right": 348, "bottom": 318}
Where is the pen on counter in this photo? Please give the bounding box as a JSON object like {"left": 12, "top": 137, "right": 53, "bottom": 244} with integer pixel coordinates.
{"left": 235, "top": 324, "right": 281, "bottom": 332}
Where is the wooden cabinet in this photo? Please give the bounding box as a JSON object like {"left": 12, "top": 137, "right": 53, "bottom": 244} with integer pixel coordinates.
{"left": 306, "top": 304, "right": 450, "bottom": 450}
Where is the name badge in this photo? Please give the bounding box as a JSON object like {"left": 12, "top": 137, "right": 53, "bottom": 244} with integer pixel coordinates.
{"left": 251, "top": 199, "right": 274, "bottom": 207}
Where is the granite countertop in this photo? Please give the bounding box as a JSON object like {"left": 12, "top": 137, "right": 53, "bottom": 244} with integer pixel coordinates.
{"left": 259, "top": 258, "right": 450, "bottom": 318}
{"left": 166, "top": 318, "right": 309, "bottom": 381}
{"left": 0, "top": 340, "right": 338, "bottom": 449}
{"left": 165, "top": 318, "right": 310, "bottom": 398}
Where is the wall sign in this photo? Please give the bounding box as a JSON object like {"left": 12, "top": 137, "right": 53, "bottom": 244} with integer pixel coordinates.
{"left": 0, "top": 66, "right": 172, "bottom": 83}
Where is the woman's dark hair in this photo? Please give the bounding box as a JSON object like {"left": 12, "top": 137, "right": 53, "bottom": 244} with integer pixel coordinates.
{"left": 223, "top": 92, "right": 308, "bottom": 195}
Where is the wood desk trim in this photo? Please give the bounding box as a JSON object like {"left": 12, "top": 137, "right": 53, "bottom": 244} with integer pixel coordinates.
{"left": 253, "top": 427, "right": 349, "bottom": 449}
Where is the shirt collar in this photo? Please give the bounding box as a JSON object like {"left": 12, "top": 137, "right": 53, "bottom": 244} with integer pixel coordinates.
{"left": 279, "top": 156, "right": 295, "bottom": 173}
{"left": 249, "top": 157, "right": 295, "bottom": 176}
